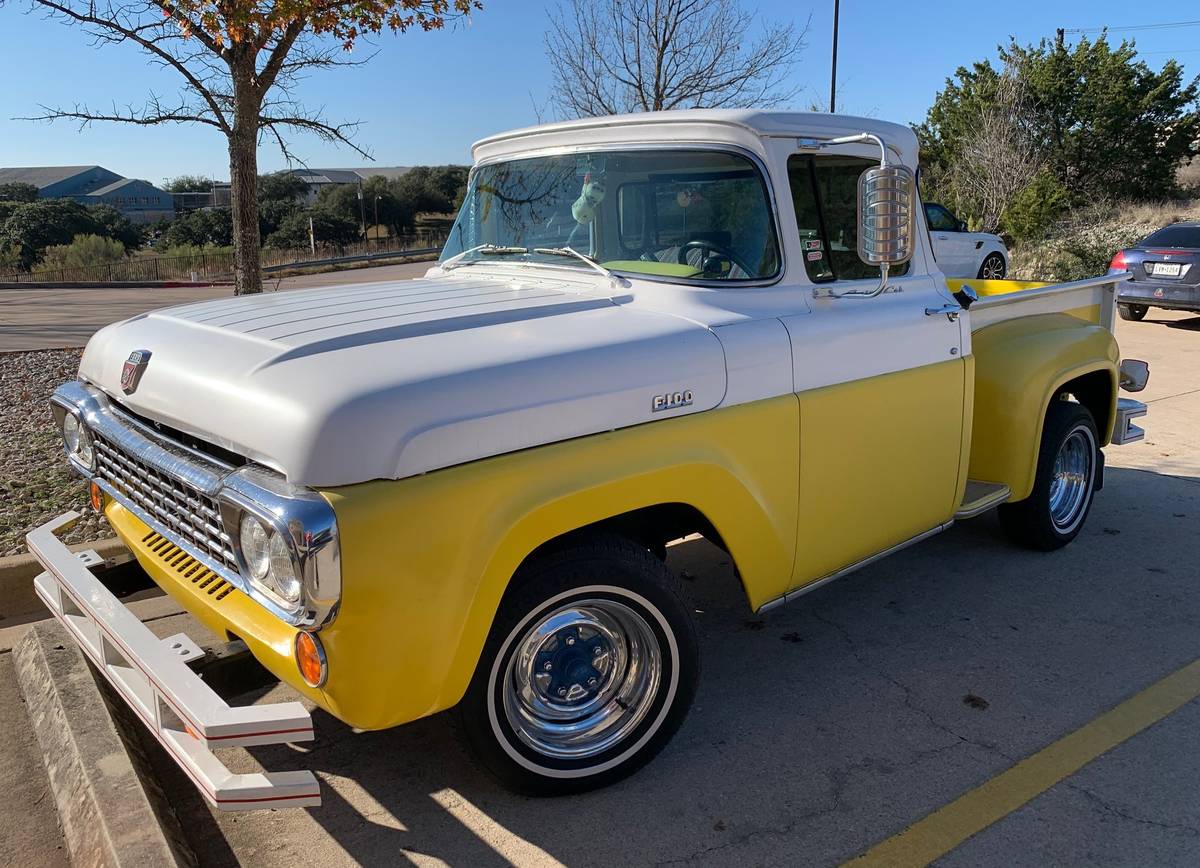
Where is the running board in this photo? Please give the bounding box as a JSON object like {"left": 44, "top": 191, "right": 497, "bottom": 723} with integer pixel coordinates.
{"left": 756, "top": 522, "right": 953, "bottom": 614}
{"left": 955, "top": 481, "right": 1011, "bottom": 519}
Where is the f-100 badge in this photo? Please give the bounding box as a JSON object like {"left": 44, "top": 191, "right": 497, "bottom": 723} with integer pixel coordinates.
{"left": 652, "top": 390, "right": 694, "bottom": 412}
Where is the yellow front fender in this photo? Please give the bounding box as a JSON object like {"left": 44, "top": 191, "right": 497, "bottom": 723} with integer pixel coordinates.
{"left": 969, "top": 313, "right": 1118, "bottom": 500}
{"left": 317, "top": 395, "right": 800, "bottom": 729}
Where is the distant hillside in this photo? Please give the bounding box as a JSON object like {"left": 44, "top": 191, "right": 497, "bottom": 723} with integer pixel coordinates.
{"left": 1010, "top": 199, "right": 1200, "bottom": 282}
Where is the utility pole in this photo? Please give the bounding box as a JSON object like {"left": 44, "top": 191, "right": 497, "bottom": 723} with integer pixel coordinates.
{"left": 829, "top": 0, "right": 840, "bottom": 113}
{"left": 357, "top": 180, "right": 366, "bottom": 241}
{"left": 374, "top": 195, "right": 380, "bottom": 244}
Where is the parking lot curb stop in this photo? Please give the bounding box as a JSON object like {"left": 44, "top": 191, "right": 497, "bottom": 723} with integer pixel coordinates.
{"left": 14, "top": 620, "right": 195, "bottom": 867}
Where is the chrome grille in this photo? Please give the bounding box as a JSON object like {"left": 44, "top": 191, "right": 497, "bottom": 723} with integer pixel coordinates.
{"left": 93, "top": 434, "right": 239, "bottom": 573}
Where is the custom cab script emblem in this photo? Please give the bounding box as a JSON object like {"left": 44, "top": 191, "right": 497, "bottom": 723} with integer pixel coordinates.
{"left": 652, "top": 389, "right": 694, "bottom": 412}
{"left": 120, "top": 350, "right": 151, "bottom": 394}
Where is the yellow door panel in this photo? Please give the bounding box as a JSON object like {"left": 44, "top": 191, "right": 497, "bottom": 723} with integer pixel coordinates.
{"left": 792, "top": 359, "right": 968, "bottom": 586}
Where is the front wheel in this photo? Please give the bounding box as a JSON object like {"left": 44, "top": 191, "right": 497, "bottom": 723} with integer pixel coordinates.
{"left": 1118, "top": 303, "right": 1149, "bottom": 321}
{"left": 457, "top": 534, "right": 699, "bottom": 795}
{"left": 998, "top": 401, "right": 1099, "bottom": 550}
{"left": 978, "top": 252, "right": 1007, "bottom": 280}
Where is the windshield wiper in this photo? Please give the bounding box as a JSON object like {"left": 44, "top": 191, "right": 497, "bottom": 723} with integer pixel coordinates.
{"left": 440, "top": 244, "right": 530, "bottom": 270}
{"left": 532, "top": 246, "right": 623, "bottom": 283}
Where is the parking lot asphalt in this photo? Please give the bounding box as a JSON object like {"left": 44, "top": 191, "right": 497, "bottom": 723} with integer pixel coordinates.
{"left": 0, "top": 260, "right": 434, "bottom": 352}
{"left": 117, "top": 309, "right": 1198, "bottom": 867}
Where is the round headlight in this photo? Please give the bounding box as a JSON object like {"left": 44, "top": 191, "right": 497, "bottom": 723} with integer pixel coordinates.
{"left": 238, "top": 514, "right": 270, "bottom": 580}
{"left": 62, "top": 413, "right": 95, "bottom": 468}
{"left": 268, "top": 532, "right": 301, "bottom": 604}
{"left": 63, "top": 413, "right": 80, "bottom": 452}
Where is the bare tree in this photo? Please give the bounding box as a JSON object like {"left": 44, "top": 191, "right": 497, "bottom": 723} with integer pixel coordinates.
{"left": 945, "top": 59, "right": 1043, "bottom": 233}
{"left": 7, "top": 0, "right": 478, "bottom": 294}
{"left": 544, "top": 0, "right": 807, "bottom": 118}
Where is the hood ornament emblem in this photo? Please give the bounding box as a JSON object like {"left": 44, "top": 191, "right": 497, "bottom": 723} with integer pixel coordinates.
{"left": 121, "top": 350, "right": 152, "bottom": 394}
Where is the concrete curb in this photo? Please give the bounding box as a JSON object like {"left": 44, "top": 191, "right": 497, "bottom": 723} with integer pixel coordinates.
{"left": 0, "top": 537, "right": 127, "bottom": 619}
{"left": 14, "top": 621, "right": 194, "bottom": 866}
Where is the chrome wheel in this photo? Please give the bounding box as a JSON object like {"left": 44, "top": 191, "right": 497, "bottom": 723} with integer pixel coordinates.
{"left": 1048, "top": 428, "right": 1095, "bottom": 532}
{"left": 980, "top": 253, "right": 1006, "bottom": 279}
{"left": 501, "top": 598, "right": 662, "bottom": 760}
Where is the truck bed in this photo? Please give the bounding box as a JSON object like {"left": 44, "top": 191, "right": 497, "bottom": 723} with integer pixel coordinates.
{"left": 951, "top": 273, "right": 1129, "bottom": 332}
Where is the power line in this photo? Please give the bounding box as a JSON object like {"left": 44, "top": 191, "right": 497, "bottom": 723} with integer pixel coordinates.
{"left": 1063, "top": 20, "right": 1200, "bottom": 35}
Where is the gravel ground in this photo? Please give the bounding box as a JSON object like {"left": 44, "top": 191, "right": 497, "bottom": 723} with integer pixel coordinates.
{"left": 0, "top": 349, "right": 108, "bottom": 557}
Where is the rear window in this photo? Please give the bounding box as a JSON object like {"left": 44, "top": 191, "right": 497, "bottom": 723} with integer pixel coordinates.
{"left": 1141, "top": 225, "right": 1200, "bottom": 249}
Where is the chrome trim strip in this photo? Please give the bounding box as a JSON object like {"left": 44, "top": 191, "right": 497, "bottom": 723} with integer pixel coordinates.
{"left": 756, "top": 522, "right": 954, "bottom": 614}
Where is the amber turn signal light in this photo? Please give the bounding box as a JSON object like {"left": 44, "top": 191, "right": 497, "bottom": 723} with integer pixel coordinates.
{"left": 89, "top": 481, "right": 104, "bottom": 512}
{"left": 295, "top": 631, "right": 327, "bottom": 688}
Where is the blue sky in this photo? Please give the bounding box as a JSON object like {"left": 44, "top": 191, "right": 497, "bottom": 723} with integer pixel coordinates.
{"left": 1, "top": 0, "right": 1198, "bottom": 183}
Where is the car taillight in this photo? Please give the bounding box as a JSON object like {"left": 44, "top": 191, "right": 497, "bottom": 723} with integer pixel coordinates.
{"left": 1109, "top": 250, "right": 1128, "bottom": 272}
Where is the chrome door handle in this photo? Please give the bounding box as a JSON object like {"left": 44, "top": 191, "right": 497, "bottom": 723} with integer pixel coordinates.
{"left": 925, "top": 303, "right": 961, "bottom": 321}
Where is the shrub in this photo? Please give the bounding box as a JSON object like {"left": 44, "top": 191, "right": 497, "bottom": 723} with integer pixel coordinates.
{"left": 265, "top": 209, "right": 360, "bottom": 249}
{"left": 163, "top": 208, "right": 232, "bottom": 248}
{"left": 37, "top": 235, "right": 127, "bottom": 272}
{"left": 1000, "top": 170, "right": 1070, "bottom": 242}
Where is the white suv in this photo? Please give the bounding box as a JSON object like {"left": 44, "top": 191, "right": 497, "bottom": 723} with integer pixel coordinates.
{"left": 925, "top": 202, "right": 1009, "bottom": 279}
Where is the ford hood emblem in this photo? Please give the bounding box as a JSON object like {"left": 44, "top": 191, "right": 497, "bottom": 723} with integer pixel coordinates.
{"left": 121, "top": 349, "right": 152, "bottom": 394}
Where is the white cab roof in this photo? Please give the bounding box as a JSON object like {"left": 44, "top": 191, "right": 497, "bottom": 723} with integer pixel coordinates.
{"left": 472, "top": 110, "right": 920, "bottom": 167}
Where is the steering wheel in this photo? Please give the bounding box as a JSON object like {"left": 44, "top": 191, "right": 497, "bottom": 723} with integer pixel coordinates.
{"left": 676, "top": 239, "right": 754, "bottom": 278}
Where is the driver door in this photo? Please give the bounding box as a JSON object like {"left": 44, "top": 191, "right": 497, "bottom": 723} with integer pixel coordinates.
{"left": 780, "top": 153, "right": 968, "bottom": 588}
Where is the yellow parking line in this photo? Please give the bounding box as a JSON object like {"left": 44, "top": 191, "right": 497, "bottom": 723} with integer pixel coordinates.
{"left": 845, "top": 658, "right": 1200, "bottom": 868}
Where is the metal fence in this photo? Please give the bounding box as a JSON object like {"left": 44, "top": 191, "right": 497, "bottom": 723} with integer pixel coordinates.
{"left": 0, "top": 231, "right": 447, "bottom": 284}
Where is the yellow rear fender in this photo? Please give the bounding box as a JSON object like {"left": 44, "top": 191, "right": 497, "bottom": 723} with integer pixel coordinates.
{"left": 318, "top": 395, "right": 799, "bottom": 729}
{"left": 969, "top": 313, "right": 1118, "bottom": 501}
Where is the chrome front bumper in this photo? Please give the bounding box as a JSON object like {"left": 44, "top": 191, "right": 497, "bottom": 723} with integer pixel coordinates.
{"left": 28, "top": 512, "right": 320, "bottom": 811}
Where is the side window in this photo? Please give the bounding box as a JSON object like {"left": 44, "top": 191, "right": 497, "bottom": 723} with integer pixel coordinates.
{"left": 786, "top": 154, "right": 909, "bottom": 282}
{"left": 925, "top": 204, "right": 959, "bottom": 232}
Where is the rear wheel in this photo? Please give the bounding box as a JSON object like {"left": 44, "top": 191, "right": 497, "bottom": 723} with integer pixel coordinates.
{"left": 978, "top": 252, "right": 1006, "bottom": 280}
{"left": 458, "top": 534, "right": 699, "bottom": 795}
{"left": 999, "top": 401, "right": 1099, "bottom": 551}
{"left": 1118, "top": 303, "right": 1149, "bottom": 321}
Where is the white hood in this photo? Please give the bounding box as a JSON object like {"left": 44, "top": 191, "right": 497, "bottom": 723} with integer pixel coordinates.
{"left": 79, "top": 273, "right": 727, "bottom": 487}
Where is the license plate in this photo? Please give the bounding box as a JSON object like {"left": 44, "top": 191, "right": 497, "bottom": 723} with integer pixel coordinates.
{"left": 1149, "top": 262, "right": 1182, "bottom": 277}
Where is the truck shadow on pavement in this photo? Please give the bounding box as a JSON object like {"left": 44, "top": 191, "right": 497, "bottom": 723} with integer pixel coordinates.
{"left": 152, "top": 465, "right": 1200, "bottom": 868}
{"left": 1159, "top": 314, "right": 1200, "bottom": 330}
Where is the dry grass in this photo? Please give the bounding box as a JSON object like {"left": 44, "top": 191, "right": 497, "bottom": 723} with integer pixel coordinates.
{"left": 1010, "top": 198, "right": 1200, "bottom": 281}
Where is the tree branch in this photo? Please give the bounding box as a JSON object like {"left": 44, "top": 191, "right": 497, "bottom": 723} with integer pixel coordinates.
{"left": 27, "top": 0, "right": 232, "bottom": 133}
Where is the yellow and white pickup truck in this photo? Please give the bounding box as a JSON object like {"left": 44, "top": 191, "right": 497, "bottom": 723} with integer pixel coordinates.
{"left": 30, "top": 110, "right": 1151, "bottom": 807}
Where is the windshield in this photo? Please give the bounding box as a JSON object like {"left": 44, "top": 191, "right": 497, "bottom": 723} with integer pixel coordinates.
{"left": 441, "top": 149, "right": 780, "bottom": 281}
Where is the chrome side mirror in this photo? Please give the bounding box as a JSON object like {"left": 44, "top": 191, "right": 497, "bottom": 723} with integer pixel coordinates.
{"left": 1119, "top": 359, "right": 1149, "bottom": 393}
{"left": 857, "top": 164, "right": 916, "bottom": 271}
{"left": 807, "top": 131, "right": 916, "bottom": 299}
